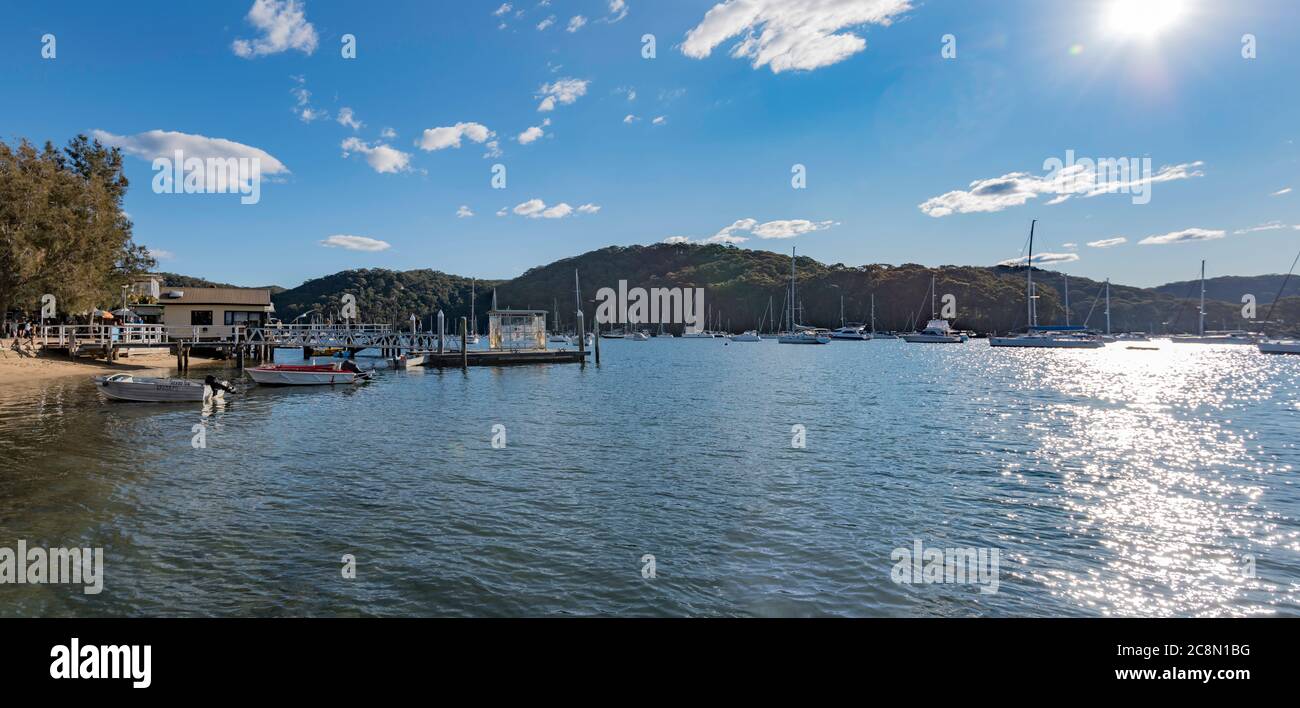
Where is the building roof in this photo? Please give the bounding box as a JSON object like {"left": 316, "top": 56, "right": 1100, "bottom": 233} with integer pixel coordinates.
{"left": 159, "top": 287, "right": 272, "bottom": 306}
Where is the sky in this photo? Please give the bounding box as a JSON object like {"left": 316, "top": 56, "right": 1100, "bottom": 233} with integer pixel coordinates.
{"left": 2, "top": 0, "right": 1299, "bottom": 289}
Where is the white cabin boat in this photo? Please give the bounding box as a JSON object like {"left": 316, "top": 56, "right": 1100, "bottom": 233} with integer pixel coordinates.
{"left": 903, "top": 319, "right": 967, "bottom": 343}
{"left": 830, "top": 325, "right": 871, "bottom": 340}
{"left": 730, "top": 330, "right": 763, "bottom": 342}
{"left": 990, "top": 328, "right": 1104, "bottom": 348}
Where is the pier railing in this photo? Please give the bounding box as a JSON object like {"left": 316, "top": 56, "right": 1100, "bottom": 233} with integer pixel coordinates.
{"left": 39, "top": 324, "right": 168, "bottom": 349}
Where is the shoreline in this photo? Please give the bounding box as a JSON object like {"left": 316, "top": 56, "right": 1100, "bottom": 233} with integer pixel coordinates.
{"left": 0, "top": 341, "right": 229, "bottom": 386}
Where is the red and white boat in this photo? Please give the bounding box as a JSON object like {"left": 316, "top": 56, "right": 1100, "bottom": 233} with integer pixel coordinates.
{"left": 245, "top": 362, "right": 373, "bottom": 386}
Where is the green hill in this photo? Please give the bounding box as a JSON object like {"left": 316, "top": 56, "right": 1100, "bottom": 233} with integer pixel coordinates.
{"left": 258, "top": 245, "right": 1300, "bottom": 336}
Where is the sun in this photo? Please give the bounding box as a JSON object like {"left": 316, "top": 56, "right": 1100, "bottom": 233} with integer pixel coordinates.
{"left": 1105, "top": 0, "right": 1187, "bottom": 39}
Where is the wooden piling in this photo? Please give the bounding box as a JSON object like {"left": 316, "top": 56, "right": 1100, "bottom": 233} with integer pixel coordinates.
{"left": 460, "top": 317, "right": 468, "bottom": 371}
{"left": 594, "top": 324, "right": 601, "bottom": 366}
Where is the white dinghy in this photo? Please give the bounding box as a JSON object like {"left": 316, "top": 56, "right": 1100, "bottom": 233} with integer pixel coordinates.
{"left": 95, "top": 374, "right": 233, "bottom": 403}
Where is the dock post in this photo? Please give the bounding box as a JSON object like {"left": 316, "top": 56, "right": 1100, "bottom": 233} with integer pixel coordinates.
{"left": 437, "top": 310, "right": 445, "bottom": 354}
{"left": 594, "top": 324, "right": 601, "bottom": 366}
{"left": 303, "top": 345, "right": 313, "bottom": 359}
{"left": 236, "top": 346, "right": 245, "bottom": 370}
{"left": 460, "top": 317, "right": 468, "bottom": 370}
{"left": 176, "top": 345, "right": 184, "bottom": 371}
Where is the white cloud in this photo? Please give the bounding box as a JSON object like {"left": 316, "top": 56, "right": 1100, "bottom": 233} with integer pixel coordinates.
{"left": 537, "top": 78, "right": 589, "bottom": 112}
{"left": 457, "top": 205, "right": 474, "bottom": 218}
{"left": 320, "top": 235, "right": 391, "bottom": 252}
{"left": 509, "top": 198, "right": 598, "bottom": 219}
{"left": 1271, "top": 187, "right": 1292, "bottom": 196}
{"left": 623, "top": 114, "right": 639, "bottom": 124}
{"left": 380, "top": 127, "right": 397, "bottom": 139}
{"left": 232, "top": 0, "right": 318, "bottom": 58}
{"left": 997, "top": 252, "right": 1080, "bottom": 266}
{"left": 1138, "top": 228, "right": 1226, "bottom": 246}
{"left": 336, "top": 107, "right": 363, "bottom": 131}
{"left": 567, "top": 16, "right": 587, "bottom": 32}
{"left": 483, "top": 140, "right": 502, "bottom": 159}
{"left": 671, "top": 218, "right": 836, "bottom": 245}
{"left": 289, "top": 76, "right": 327, "bottom": 122}
{"left": 1086, "top": 237, "right": 1128, "bottom": 248}
{"left": 341, "top": 137, "right": 412, "bottom": 174}
{"left": 682, "top": 0, "right": 910, "bottom": 73}
{"left": 493, "top": 3, "right": 512, "bottom": 16}
{"left": 146, "top": 248, "right": 175, "bottom": 261}
{"left": 92, "top": 129, "right": 290, "bottom": 192}
{"left": 417, "top": 122, "right": 495, "bottom": 151}
{"left": 652, "top": 116, "right": 666, "bottom": 125}
{"left": 1062, "top": 242, "right": 1077, "bottom": 249}
{"left": 605, "top": 0, "right": 629, "bottom": 23}
{"left": 496, "top": 208, "right": 509, "bottom": 217}
{"left": 1233, "top": 220, "right": 1289, "bottom": 235}
{"left": 919, "top": 161, "right": 1204, "bottom": 217}
{"left": 517, "top": 119, "right": 551, "bottom": 145}
{"left": 537, "top": 15, "right": 556, "bottom": 30}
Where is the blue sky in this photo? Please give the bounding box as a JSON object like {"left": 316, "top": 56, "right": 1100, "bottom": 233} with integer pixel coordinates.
{"left": 3, "top": 0, "right": 1298, "bottom": 288}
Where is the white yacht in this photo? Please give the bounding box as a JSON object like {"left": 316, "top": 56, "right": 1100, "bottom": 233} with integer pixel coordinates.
{"left": 730, "top": 330, "right": 762, "bottom": 342}
{"left": 778, "top": 247, "right": 831, "bottom": 345}
{"left": 903, "top": 275, "right": 966, "bottom": 343}
{"left": 830, "top": 325, "right": 870, "bottom": 340}
{"left": 1170, "top": 261, "right": 1260, "bottom": 345}
{"left": 629, "top": 330, "right": 651, "bottom": 341}
{"left": 903, "top": 319, "right": 966, "bottom": 343}
{"left": 989, "top": 220, "right": 1103, "bottom": 349}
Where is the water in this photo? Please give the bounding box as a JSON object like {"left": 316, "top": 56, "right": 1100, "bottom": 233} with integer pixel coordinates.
{"left": 1, "top": 340, "right": 1297, "bottom": 617}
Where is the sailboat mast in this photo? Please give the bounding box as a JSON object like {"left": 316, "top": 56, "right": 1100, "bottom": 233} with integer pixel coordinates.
{"left": 471, "top": 279, "right": 476, "bottom": 335}
{"left": 1105, "top": 279, "right": 1111, "bottom": 335}
{"left": 840, "top": 294, "right": 845, "bottom": 328}
{"left": 790, "top": 247, "right": 797, "bottom": 331}
{"left": 1027, "top": 219, "right": 1036, "bottom": 329}
{"left": 871, "top": 293, "right": 876, "bottom": 333}
{"left": 930, "top": 275, "right": 937, "bottom": 319}
{"left": 1199, "top": 259, "right": 1206, "bottom": 336}
{"left": 1064, "top": 274, "right": 1070, "bottom": 326}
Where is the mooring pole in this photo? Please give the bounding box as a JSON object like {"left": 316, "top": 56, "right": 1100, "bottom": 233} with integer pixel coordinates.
{"left": 594, "top": 324, "right": 601, "bottom": 366}
{"left": 576, "top": 311, "right": 586, "bottom": 366}
{"left": 460, "top": 317, "right": 469, "bottom": 370}
{"left": 437, "top": 310, "right": 445, "bottom": 355}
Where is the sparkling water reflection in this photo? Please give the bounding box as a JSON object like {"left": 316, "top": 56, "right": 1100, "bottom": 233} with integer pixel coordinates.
{"left": 0, "top": 341, "right": 1296, "bottom": 616}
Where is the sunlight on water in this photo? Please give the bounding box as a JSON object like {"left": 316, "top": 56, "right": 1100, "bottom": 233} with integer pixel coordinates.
{"left": 0, "top": 342, "right": 1297, "bottom": 617}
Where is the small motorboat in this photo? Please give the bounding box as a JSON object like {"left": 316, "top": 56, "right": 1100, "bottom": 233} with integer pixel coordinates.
{"left": 245, "top": 361, "right": 373, "bottom": 386}
{"left": 629, "top": 330, "right": 651, "bottom": 341}
{"left": 95, "top": 374, "right": 233, "bottom": 403}
{"left": 1258, "top": 340, "right": 1300, "bottom": 355}
{"left": 393, "top": 353, "right": 428, "bottom": 369}
{"left": 730, "top": 330, "right": 763, "bottom": 342}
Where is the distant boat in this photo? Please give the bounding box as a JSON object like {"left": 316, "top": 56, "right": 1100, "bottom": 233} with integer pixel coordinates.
{"left": 95, "top": 374, "right": 231, "bottom": 403}
{"left": 867, "top": 293, "right": 897, "bottom": 339}
{"left": 547, "top": 333, "right": 571, "bottom": 344}
{"left": 730, "top": 330, "right": 762, "bottom": 342}
{"left": 830, "top": 325, "right": 870, "bottom": 340}
{"left": 629, "top": 330, "right": 650, "bottom": 341}
{"left": 681, "top": 330, "right": 714, "bottom": 339}
{"left": 989, "top": 221, "right": 1102, "bottom": 349}
{"left": 1170, "top": 260, "right": 1260, "bottom": 345}
{"left": 246, "top": 362, "right": 372, "bottom": 386}
{"left": 778, "top": 246, "right": 831, "bottom": 345}
{"left": 393, "top": 353, "right": 427, "bottom": 369}
{"left": 1259, "top": 340, "right": 1300, "bottom": 355}
{"left": 903, "top": 275, "right": 966, "bottom": 343}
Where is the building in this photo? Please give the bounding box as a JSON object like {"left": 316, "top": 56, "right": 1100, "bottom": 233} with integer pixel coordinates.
{"left": 128, "top": 276, "right": 273, "bottom": 340}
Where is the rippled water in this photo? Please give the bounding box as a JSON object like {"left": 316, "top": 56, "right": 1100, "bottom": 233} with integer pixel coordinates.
{"left": 1, "top": 340, "right": 1297, "bottom": 617}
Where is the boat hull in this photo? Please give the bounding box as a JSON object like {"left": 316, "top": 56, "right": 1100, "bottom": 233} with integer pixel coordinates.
{"left": 902, "top": 334, "right": 965, "bottom": 343}
{"left": 777, "top": 335, "right": 831, "bottom": 344}
{"left": 989, "top": 337, "right": 1104, "bottom": 349}
{"left": 246, "top": 367, "right": 364, "bottom": 386}
{"left": 95, "top": 375, "right": 222, "bottom": 403}
{"left": 1170, "top": 336, "right": 1257, "bottom": 345}
{"left": 1259, "top": 341, "right": 1300, "bottom": 355}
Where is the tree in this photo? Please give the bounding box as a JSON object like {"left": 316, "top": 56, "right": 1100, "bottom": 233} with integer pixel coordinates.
{"left": 0, "top": 135, "right": 153, "bottom": 320}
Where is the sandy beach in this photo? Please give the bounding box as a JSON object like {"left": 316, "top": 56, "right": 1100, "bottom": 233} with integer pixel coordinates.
{"left": 0, "top": 339, "right": 227, "bottom": 386}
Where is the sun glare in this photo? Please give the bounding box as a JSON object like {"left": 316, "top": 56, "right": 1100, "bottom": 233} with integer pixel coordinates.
{"left": 1105, "top": 0, "right": 1186, "bottom": 39}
